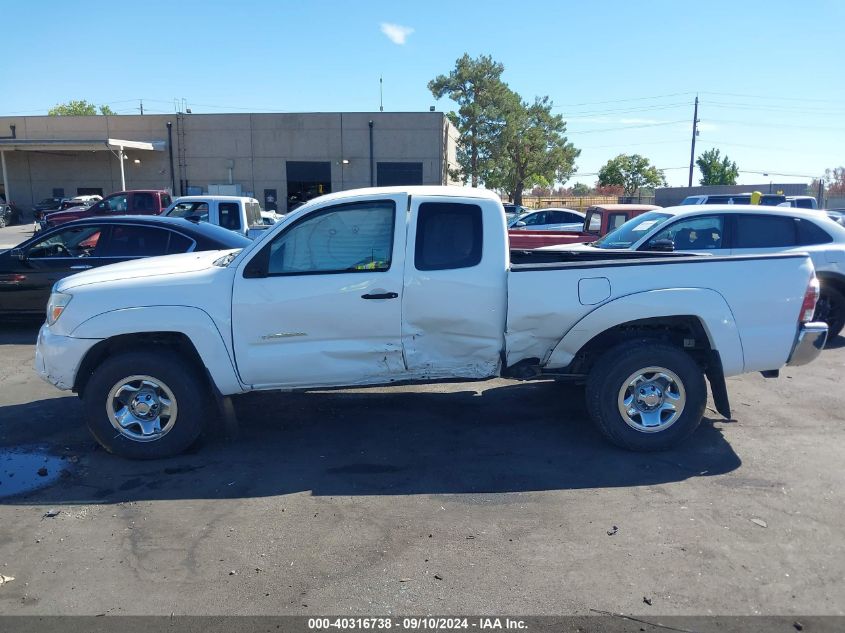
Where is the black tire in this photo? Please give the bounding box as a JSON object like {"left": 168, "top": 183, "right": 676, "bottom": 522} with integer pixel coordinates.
{"left": 0, "top": 215, "right": 6, "bottom": 228}
{"left": 83, "top": 350, "right": 207, "bottom": 459}
{"left": 815, "top": 284, "right": 845, "bottom": 340}
{"left": 585, "top": 341, "right": 707, "bottom": 451}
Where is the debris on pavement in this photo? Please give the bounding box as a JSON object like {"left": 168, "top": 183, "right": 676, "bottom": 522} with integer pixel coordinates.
{"left": 751, "top": 518, "right": 768, "bottom": 528}
{"left": 41, "top": 509, "right": 61, "bottom": 519}
{"left": 607, "top": 525, "right": 618, "bottom": 536}
{"left": 793, "top": 622, "right": 803, "bottom": 631}
{"left": 0, "top": 574, "right": 14, "bottom": 586}
{"left": 434, "top": 574, "right": 443, "bottom": 580}
{"left": 642, "top": 596, "right": 652, "bottom": 606}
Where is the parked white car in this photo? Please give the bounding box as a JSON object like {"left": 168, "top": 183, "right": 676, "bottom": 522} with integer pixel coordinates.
{"left": 35, "top": 187, "right": 826, "bottom": 459}
{"left": 260, "top": 210, "right": 286, "bottom": 225}
{"left": 164, "top": 195, "right": 265, "bottom": 239}
{"left": 541, "top": 205, "right": 845, "bottom": 337}
{"left": 509, "top": 207, "right": 585, "bottom": 231}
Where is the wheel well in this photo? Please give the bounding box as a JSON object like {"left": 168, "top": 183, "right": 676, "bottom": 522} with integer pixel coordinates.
{"left": 73, "top": 332, "right": 207, "bottom": 396}
{"left": 567, "top": 316, "right": 714, "bottom": 375}
{"left": 817, "top": 272, "right": 845, "bottom": 297}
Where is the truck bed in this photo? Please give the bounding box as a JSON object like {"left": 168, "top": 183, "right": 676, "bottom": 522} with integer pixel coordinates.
{"left": 505, "top": 251, "right": 815, "bottom": 378}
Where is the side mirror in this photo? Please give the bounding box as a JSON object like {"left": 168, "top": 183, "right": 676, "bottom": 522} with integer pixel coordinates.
{"left": 10, "top": 248, "right": 26, "bottom": 261}
{"left": 647, "top": 238, "right": 675, "bottom": 252}
{"left": 513, "top": 221, "right": 527, "bottom": 228}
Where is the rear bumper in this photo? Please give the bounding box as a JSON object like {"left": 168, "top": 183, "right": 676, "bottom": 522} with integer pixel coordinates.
{"left": 787, "top": 322, "right": 828, "bottom": 367}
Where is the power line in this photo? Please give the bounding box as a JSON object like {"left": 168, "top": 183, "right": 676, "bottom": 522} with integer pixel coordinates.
{"left": 553, "top": 92, "right": 696, "bottom": 108}
{"left": 572, "top": 119, "right": 688, "bottom": 134}
{"left": 701, "top": 90, "right": 845, "bottom": 105}
{"left": 707, "top": 118, "right": 845, "bottom": 132}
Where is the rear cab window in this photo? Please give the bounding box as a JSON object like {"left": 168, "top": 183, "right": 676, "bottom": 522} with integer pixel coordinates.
{"left": 585, "top": 208, "right": 601, "bottom": 233}
{"left": 219, "top": 202, "right": 242, "bottom": 231}
{"left": 132, "top": 192, "right": 156, "bottom": 213}
{"left": 415, "top": 202, "right": 483, "bottom": 270}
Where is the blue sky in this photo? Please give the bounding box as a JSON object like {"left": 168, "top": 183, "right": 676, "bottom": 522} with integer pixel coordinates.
{"left": 4, "top": 0, "right": 844, "bottom": 187}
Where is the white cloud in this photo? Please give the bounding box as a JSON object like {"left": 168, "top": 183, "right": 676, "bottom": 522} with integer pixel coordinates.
{"left": 380, "top": 22, "right": 414, "bottom": 45}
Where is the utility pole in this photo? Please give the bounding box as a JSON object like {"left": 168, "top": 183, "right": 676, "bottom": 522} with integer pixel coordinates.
{"left": 139, "top": 99, "right": 144, "bottom": 115}
{"left": 379, "top": 76, "right": 384, "bottom": 112}
{"left": 688, "top": 95, "right": 699, "bottom": 187}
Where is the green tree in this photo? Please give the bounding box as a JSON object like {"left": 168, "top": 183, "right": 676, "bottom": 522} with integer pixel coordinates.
{"left": 696, "top": 148, "right": 738, "bottom": 185}
{"left": 428, "top": 54, "right": 510, "bottom": 187}
{"left": 597, "top": 154, "right": 666, "bottom": 196}
{"left": 485, "top": 95, "right": 579, "bottom": 205}
{"left": 572, "top": 182, "right": 591, "bottom": 196}
{"left": 48, "top": 100, "right": 116, "bottom": 116}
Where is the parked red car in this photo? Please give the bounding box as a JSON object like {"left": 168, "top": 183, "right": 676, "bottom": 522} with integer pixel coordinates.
{"left": 508, "top": 204, "right": 661, "bottom": 249}
{"left": 40, "top": 190, "right": 172, "bottom": 230}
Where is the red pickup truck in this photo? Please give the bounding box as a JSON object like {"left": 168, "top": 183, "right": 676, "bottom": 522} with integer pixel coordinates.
{"left": 40, "top": 190, "right": 172, "bottom": 230}
{"left": 508, "top": 204, "right": 661, "bottom": 250}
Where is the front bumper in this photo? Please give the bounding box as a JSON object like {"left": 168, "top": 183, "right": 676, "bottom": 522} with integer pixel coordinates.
{"left": 786, "top": 322, "right": 828, "bottom": 367}
{"left": 35, "top": 324, "right": 101, "bottom": 391}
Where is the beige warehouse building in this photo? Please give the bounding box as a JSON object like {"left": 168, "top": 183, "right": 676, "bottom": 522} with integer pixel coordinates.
{"left": 0, "top": 112, "right": 459, "bottom": 213}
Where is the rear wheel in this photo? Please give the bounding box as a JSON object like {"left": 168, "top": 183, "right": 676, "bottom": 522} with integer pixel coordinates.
{"left": 815, "top": 285, "right": 845, "bottom": 340}
{"left": 83, "top": 351, "right": 206, "bottom": 459}
{"left": 586, "top": 341, "right": 707, "bottom": 451}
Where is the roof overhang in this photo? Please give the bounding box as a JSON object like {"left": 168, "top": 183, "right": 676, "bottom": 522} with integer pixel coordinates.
{"left": 0, "top": 138, "right": 165, "bottom": 152}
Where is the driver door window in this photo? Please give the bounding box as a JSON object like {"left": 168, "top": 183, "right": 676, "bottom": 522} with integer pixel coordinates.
{"left": 96, "top": 195, "right": 129, "bottom": 214}
{"left": 27, "top": 225, "right": 104, "bottom": 259}
{"left": 522, "top": 212, "right": 545, "bottom": 226}
{"left": 645, "top": 216, "right": 726, "bottom": 252}
{"left": 266, "top": 201, "right": 394, "bottom": 275}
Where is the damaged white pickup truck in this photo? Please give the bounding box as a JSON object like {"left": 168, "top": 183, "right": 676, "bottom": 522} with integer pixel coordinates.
{"left": 35, "top": 186, "right": 827, "bottom": 458}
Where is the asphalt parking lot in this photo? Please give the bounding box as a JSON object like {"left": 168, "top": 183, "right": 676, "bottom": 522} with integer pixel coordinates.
{"left": 0, "top": 322, "right": 843, "bottom": 617}
{"left": 0, "top": 222, "right": 35, "bottom": 250}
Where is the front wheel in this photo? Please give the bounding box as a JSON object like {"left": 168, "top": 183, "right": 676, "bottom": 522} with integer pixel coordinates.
{"left": 586, "top": 341, "right": 707, "bottom": 451}
{"left": 83, "top": 351, "right": 207, "bottom": 459}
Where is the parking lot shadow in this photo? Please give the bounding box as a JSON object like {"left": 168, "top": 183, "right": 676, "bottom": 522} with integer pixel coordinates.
{"left": 0, "top": 379, "right": 741, "bottom": 504}
{"left": 0, "top": 320, "right": 42, "bottom": 345}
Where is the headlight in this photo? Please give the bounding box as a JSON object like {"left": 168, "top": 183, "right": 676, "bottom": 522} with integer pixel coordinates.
{"left": 46, "top": 291, "right": 72, "bottom": 325}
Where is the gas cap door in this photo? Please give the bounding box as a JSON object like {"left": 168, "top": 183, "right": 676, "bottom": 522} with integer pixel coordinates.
{"left": 578, "top": 277, "right": 611, "bottom": 305}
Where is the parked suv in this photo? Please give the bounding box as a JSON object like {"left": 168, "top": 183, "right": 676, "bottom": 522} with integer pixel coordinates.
{"left": 681, "top": 193, "right": 787, "bottom": 206}
{"left": 40, "top": 190, "right": 172, "bottom": 230}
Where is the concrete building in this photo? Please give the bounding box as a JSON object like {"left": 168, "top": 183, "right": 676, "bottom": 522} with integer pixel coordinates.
{"left": 0, "top": 112, "right": 459, "bottom": 213}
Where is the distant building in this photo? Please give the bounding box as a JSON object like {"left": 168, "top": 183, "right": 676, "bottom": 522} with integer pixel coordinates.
{"left": 0, "top": 112, "right": 459, "bottom": 213}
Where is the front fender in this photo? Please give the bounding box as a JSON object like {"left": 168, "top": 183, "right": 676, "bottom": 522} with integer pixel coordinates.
{"left": 70, "top": 305, "right": 245, "bottom": 395}
{"left": 544, "top": 288, "right": 745, "bottom": 376}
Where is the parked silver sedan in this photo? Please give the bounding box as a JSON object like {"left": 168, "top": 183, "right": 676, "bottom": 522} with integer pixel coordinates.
{"left": 508, "top": 207, "right": 585, "bottom": 231}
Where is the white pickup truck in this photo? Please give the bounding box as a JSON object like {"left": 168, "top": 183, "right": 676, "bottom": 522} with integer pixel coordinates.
{"left": 164, "top": 195, "right": 267, "bottom": 240}
{"left": 35, "top": 186, "right": 827, "bottom": 459}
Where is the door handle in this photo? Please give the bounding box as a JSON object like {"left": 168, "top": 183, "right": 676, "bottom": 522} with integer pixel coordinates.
{"left": 70, "top": 265, "right": 93, "bottom": 270}
{"left": 361, "top": 292, "right": 398, "bottom": 300}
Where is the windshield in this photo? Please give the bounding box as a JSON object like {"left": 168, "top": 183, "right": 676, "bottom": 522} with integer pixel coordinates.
{"left": 591, "top": 211, "right": 673, "bottom": 249}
